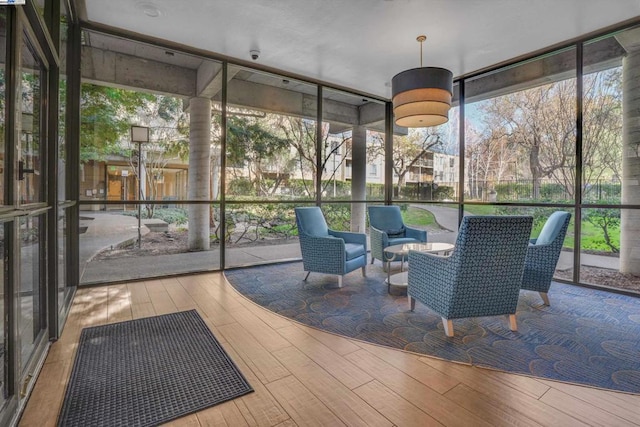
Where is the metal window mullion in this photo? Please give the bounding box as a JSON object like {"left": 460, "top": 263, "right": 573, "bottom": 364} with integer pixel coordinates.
{"left": 458, "top": 80, "right": 466, "bottom": 227}
{"left": 573, "top": 43, "right": 584, "bottom": 283}
{"left": 316, "top": 85, "right": 323, "bottom": 206}
{"left": 220, "top": 62, "right": 227, "bottom": 270}
{"left": 4, "top": 5, "right": 19, "bottom": 403}
{"left": 66, "top": 19, "right": 81, "bottom": 289}
{"left": 384, "top": 102, "right": 393, "bottom": 205}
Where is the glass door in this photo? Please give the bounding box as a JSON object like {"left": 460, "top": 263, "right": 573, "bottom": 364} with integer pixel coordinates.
{"left": 14, "top": 15, "right": 49, "bottom": 411}
{"left": 0, "top": 6, "right": 55, "bottom": 425}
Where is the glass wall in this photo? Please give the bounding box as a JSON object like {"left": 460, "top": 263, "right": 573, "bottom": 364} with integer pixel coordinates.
{"left": 20, "top": 35, "right": 45, "bottom": 206}
{"left": 224, "top": 67, "right": 317, "bottom": 267}
{"left": 79, "top": 32, "right": 222, "bottom": 283}
{"left": 0, "top": 10, "right": 5, "bottom": 208}
{"left": 71, "top": 23, "right": 640, "bottom": 296}
{"left": 19, "top": 214, "right": 45, "bottom": 370}
{"left": 0, "top": 222, "right": 6, "bottom": 410}
{"left": 465, "top": 49, "right": 577, "bottom": 205}
{"left": 578, "top": 27, "right": 639, "bottom": 293}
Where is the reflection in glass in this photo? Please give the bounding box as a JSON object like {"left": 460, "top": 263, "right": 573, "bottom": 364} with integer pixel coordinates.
{"left": 58, "top": 7, "right": 69, "bottom": 202}
{"left": 20, "top": 35, "right": 44, "bottom": 205}
{"left": 58, "top": 209, "right": 68, "bottom": 318}
{"left": 20, "top": 215, "right": 44, "bottom": 371}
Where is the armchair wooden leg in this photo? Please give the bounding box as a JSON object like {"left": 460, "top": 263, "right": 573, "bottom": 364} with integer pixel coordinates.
{"left": 338, "top": 276, "right": 343, "bottom": 288}
{"left": 410, "top": 296, "right": 416, "bottom": 312}
{"left": 442, "top": 318, "right": 454, "bottom": 337}
{"left": 361, "top": 266, "right": 366, "bottom": 277}
{"left": 370, "top": 258, "right": 375, "bottom": 265}
{"left": 540, "top": 292, "right": 550, "bottom": 306}
{"left": 508, "top": 314, "right": 517, "bottom": 331}
{"left": 303, "top": 271, "right": 311, "bottom": 281}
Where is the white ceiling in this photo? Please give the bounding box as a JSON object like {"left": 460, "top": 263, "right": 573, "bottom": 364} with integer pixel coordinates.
{"left": 84, "top": 0, "right": 640, "bottom": 99}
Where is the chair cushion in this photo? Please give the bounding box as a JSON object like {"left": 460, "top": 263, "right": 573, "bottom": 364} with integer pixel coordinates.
{"left": 388, "top": 237, "right": 418, "bottom": 246}
{"left": 535, "top": 211, "right": 570, "bottom": 245}
{"left": 344, "top": 243, "right": 366, "bottom": 261}
{"left": 386, "top": 227, "right": 405, "bottom": 238}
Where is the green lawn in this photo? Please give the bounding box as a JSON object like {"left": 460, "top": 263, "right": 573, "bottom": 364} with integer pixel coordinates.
{"left": 401, "top": 207, "right": 437, "bottom": 227}
{"left": 461, "top": 204, "right": 500, "bottom": 215}
{"left": 461, "top": 204, "right": 620, "bottom": 253}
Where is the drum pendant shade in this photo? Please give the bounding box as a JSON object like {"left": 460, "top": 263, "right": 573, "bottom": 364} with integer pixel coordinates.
{"left": 392, "top": 36, "right": 453, "bottom": 127}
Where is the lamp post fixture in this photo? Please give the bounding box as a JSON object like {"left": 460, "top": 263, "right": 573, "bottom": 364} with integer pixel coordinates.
{"left": 131, "top": 125, "right": 150, "bottom": 248}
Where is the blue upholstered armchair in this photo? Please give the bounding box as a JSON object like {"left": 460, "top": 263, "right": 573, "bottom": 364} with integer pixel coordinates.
{"left": 522, "top": 211, "right": 571, "bottom": 306}
{"left": 368, "top": 206, "right": 427, "bottom": 266}
{"left": 408, "top": 216, "right": 533, "bottom": 337}
{"left": 294, "top": 207, "right": 367, "bottom": 287}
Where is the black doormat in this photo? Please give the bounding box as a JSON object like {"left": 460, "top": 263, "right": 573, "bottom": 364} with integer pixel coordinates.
{"left": 58, "top": 310, "right": 253, "bottom": 427}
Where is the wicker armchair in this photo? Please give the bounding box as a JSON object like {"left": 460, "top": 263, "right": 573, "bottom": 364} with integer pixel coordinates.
{"left": 408, "top": 216, "right": 532, "bottom": 337}
{"left": 522, "top": 211, "right": 571, "bottom": 305}
{"left": 294, "top": 207, "right": 367, "bottom": 287}
{"left": 368, "top": 206, "right": 427, "bottom": 266}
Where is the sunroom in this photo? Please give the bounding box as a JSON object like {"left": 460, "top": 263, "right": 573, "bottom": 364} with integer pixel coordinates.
{"left": 1, "top": 1, "right": 639, "bottom": 425}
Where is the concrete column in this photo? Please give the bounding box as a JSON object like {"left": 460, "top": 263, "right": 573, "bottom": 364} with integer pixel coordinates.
{"left": 188, "top": 97, "right": 211, "bottom": 251}
{"left": 351, "top": 125, "right": 367, "bottom": 233}
{"left": 621, "top": 49, "right": 640, "bottom": 274}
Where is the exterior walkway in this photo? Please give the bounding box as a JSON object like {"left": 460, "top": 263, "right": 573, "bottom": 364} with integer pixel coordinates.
{"left": 79, "top": 207, "right": 619, "bottom": 284}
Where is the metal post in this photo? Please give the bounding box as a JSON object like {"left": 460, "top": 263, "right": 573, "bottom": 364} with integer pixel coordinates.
{"left": 138, "top": 141, "right": 142, "bottom": 248}
{"left": 131, "top": 125, "right": 150, "bottom": 249}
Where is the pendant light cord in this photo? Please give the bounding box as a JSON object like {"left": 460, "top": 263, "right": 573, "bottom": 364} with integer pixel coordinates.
{"left": 417, "top": 35, "right": 426, "bottom": 68}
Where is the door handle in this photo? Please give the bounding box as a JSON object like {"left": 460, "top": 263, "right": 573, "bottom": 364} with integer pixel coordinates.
{"left": 18, "top": 160, "right": 35, "bottom": 180}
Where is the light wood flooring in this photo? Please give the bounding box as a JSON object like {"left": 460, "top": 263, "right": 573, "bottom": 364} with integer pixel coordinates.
{"left": 20, "top": 273, "right": 640, "bottom": 426}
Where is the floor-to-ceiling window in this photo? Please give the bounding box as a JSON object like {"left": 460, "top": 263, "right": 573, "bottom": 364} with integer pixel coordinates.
{"left": 576, "top": 27, "right": 640, "bottom": 293}
{"left": 0, "top": 4, "right": 59, "bottom": 424}
{"left": 461, "top": 48, "right": 577, "bottom": 281}
{"left": 78, "top": 31, "right": 222, "bottom": 283}
{"left": 224, "top": 67, "right": 316, "bottom": 267}
{"left": 69, "top": 20, "right": 640, "bottom": 296}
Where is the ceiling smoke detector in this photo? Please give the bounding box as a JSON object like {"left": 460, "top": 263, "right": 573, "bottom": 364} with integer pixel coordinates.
{"left": 136, "top": 2, "right": 162, "bottom": 18}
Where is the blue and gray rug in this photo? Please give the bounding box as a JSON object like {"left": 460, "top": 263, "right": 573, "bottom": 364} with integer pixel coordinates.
{"left": 225, "top": 261, "right": 640, "bottom": 394}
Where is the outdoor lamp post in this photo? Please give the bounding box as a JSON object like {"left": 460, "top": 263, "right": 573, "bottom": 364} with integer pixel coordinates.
{"left": 131, "top": 125, "right": 150, "bottom": 248}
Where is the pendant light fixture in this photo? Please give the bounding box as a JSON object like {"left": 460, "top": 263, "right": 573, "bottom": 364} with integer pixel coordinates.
{"left": 392, "top": 35, "right": 453, "bottom": 127}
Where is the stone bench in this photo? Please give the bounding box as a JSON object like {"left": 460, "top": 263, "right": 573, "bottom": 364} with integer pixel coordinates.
{"left": 142, "top": 218, "right": 169, "bottom": 233}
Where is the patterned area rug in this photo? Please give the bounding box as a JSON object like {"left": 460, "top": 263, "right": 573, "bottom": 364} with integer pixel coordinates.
{"left": 58, "top": 310, "right": 253, "bottom": 427}
{"left": 225, "top": 261, "right": 640, "bottom": 394}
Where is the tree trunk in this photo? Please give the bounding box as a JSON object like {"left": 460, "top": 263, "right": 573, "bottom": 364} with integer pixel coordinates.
{"left": 530, "top": 144, "right": 542, "bottom": 199}
{"left": 188, "top": 97, "right": 211, "bottom": 251}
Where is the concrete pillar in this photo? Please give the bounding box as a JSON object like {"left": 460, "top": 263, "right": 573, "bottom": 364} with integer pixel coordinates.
{"left": 188, "top": 97, "right": 211, "bottom": 251}
{"left": 621, "top": 50, "right": 640, "bottom": 274}
{"left": 351, "top": 125, "right": 367, "bottom": 233}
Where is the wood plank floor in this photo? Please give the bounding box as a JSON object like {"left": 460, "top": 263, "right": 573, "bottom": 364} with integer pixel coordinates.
{"left": 19, "top": 273, "right": 640, "bottom": 426}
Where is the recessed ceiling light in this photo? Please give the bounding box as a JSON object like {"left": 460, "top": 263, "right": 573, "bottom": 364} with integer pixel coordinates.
{"left": 136, "top": 1, "right": 162, "bottom": 18}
